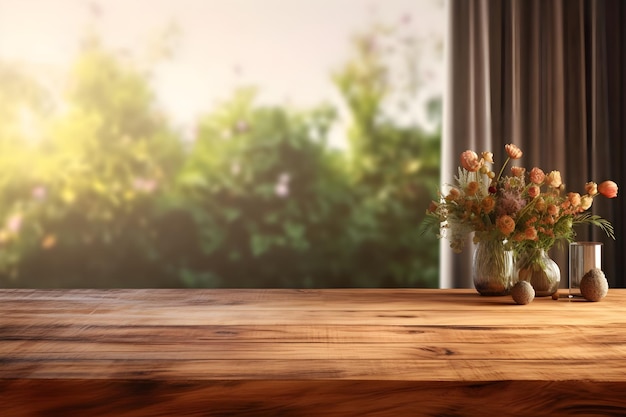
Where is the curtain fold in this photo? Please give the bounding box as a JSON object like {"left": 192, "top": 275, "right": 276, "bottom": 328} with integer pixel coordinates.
{"left": 442, "top": 0, "right": 625, "bottom": 288}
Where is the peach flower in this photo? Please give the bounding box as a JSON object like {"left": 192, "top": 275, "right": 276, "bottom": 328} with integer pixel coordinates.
{"left": 547, "top": 204, "right": 560, "bottom": 216}
{"left": 598, "top": 180, "right": 618, "bottom": 198}
{"left": 529, "top": 167, "right": 545, "bottom": 184}
{"left": 505, "top": 144, "right": 523, "bottom": 159}
{"left": 545, "top": 171, "right": 562, "bottom": 188}
{"left": 460, "top": 150, "right": 483, "bottom": 172}
{"left": 585, "top": 182, "right": 598, "bottom": 196}
{"left": 528, "top": 185, "right": 541, "bottom": 198}
{"left": 511, "top": 166, "right": 526, "bottom": 177}
{"left": 482, "top": 151, "right": 494, "bottom": 163}
{"left": 568, "top": 192, "right": 581, "bottom": 208}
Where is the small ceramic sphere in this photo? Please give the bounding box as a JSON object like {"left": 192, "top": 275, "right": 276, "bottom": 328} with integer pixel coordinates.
{"left": 580, "top": 268, "right": 609, "bottom": 302}
{"left": 511, "top": 281, "right": 535, "bottom": 305}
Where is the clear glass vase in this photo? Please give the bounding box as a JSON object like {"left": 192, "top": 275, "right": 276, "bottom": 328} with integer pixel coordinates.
{"left": 472, "top": 240, "right": 516, "bottom": 296}
{"left": 516, "top": 248, "right": 561, "bottom": 297}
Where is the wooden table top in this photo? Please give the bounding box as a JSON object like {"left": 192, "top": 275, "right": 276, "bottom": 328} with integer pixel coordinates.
{"left": 2, "top": 288, "right": 626, "bottom": 416}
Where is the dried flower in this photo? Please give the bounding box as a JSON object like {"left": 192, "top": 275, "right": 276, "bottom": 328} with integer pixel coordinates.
{"left": 421, "top": 144, "right": 618, "bottom": 254}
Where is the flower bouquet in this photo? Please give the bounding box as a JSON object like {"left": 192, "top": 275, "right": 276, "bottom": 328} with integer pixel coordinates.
{"left": 422, "top": 144, "right": 618, "bottom": 296}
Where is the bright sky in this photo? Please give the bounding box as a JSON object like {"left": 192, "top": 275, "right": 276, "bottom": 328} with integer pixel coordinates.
{"left": 0, "top": 0, "right": 445, "bottom": 142}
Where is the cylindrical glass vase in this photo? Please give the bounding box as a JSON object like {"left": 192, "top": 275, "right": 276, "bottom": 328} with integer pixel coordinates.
{"left": 472, "top": 240, "right": 516, "bottom": 296}
{"left": 569, "top": 242, "right": 603, "bottom": 298}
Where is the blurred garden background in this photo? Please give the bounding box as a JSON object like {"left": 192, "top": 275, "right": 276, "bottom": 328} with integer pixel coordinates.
{"left": 0, "top": 0, "right": 444, "bottom": 288}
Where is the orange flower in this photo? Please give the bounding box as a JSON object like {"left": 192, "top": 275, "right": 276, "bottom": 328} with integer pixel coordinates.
{"left": 568, "top": 192, "right": 581, "bottom": 208}
{"left": 496, "top": 215, "right": 516, "bottom": 236}
{"left": 481, "top": 196, "right": 496, "bottom": 213}
{"left": 524, "top": 227, "right": 538, "bottom": 240}
{"left": 598, "top": 180, "right": 618, "bottom": 198}
{"left": 466, "top": 181, "right": 479, "bottom": 196}
{"left": 505, "top": 144, "right": 523, "bottom": 159}
{"left": 529, "top": 167, "right": 545, "bottom": 184}
{"left": 460, "top": 150, "right": 483, "bottom": 172}
{"left": 446, "top": 188, "right": 460, "bottom": 201}
{"left": 547, "top": 204, "right": 560, "bottom": 216}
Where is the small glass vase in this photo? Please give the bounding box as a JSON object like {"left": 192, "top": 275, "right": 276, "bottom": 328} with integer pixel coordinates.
{"left": 516, "top": 248, "right": 561, "bottom": 297}
{"left": 472, "top": 240, "right": 516, "bottom": 296}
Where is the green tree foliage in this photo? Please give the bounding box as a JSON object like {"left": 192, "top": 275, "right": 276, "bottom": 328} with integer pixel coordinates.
{"left": 0, "top": 25, "right": 440, "bottom": 288}
{"left": 332, "top": 26, "right": 441, "bottom": 287}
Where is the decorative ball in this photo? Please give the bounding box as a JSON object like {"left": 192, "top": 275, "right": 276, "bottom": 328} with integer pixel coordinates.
{"left": 511, "top": 281, "right": 535, "bottom": 305}
{"left": 580, "top": 268, "right": 609, "bottom": 302}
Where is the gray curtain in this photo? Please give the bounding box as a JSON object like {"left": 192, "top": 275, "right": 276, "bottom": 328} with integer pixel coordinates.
{"left": 442, "top": 0, "right": 625, "bottom": 288}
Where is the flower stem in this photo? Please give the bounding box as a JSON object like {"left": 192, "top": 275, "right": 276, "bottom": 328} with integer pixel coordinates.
{"left": 496, "top": 157, "right": 511, "bottom": 182}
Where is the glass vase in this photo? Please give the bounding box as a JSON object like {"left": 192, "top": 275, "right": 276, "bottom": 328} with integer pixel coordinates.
{"left": 472, "top": 240, "right": 516, "bottom": 296}
{"left": 516, "top": 248, "right": 561, "bottom": 297}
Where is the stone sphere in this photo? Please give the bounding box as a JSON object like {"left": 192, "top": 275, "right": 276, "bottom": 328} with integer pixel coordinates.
{"left": 580, "top": 268, "right": 609, "bottom": 302}
{"left": 511, "top": 281, "right": 535, "bottom": 305}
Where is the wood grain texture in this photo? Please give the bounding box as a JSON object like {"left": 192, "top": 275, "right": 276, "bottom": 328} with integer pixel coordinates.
{"left": 2, "top": 288, "right": 626, "bottom": 416}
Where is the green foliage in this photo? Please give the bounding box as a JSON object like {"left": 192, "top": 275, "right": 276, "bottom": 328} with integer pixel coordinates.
{"left": 0, "top": 24, "right": 440, "bottom": 288}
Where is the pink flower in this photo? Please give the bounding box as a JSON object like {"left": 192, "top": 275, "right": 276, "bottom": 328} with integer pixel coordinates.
{"left": 496, "top": 189, "right": 526, "bottom": 217}
{"left": 545, "top": 171, "right": 562, "bottom": 188}
{"left": 460, "top": 150, "right": 483, "bottom": 172}
{"left": 505, "top": 144, "right": 523, "bottom": 159}
{"left": 529, "top": 167, "right": 545, "bottom": 184}
{"left": 598, "top": 180, "right": 618, "bottom": 198}
{"left": 528, "top": 185, "right": 540, "bottom": 198}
